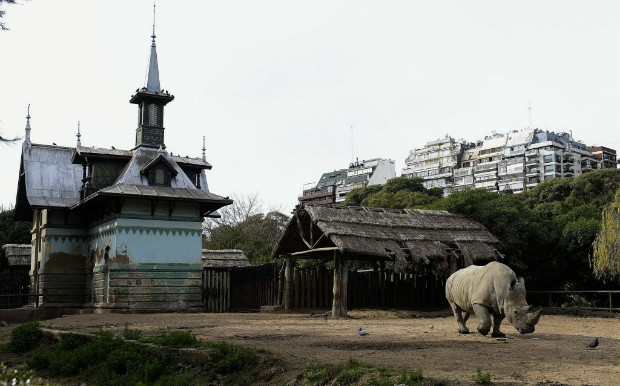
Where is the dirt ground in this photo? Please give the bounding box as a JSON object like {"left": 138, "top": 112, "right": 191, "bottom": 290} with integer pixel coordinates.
{"left": 1, "top": 309, "right": 618, "bottom": 386}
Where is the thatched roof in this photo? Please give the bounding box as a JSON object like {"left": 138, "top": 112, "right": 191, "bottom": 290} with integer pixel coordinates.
{"left": 273, "top": 205, "right": 499, "bottom": 267}
{"left": 1, "top": 244, "right": 31, "bottom": 266}
{"left": 202, "top": 249, "right": 251, "bottom": 268}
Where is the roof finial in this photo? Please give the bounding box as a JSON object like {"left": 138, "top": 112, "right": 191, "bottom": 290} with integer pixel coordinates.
{"left": 146, "top": 2, "right": 161, "bottom": 92}
{"left": 76, "top": 121, "right": 82, "bottom": 147}
{"left": 202, "top": 136, "right": 206, "bottom": 161}
{"left": 24, "top": 104, "right": 31, "bottom": 147}
{"left": 151, "top": 2, "right": 156, "bottom": 44}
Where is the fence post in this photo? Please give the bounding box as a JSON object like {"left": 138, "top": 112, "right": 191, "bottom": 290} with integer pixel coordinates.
{"left": 548, "top": 293, "right": 552, "bottom": 308}
{"left": 284, "top": 258, "right": 294, "bottom": 309}
{"left": 609, "top": 291, "right": 613, "bottom": 312}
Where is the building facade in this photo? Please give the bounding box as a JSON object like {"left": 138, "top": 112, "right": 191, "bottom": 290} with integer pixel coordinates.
{"left": 14, "top": 26, "right": 232, "bottom": 312}
{"left": 405, "top": 129, "right": 614, "bottom": 195}
{"left": 588, "top": 146, "right": 617, "bottom": 169}
{"left": 299, "top": 159, "right": 395, "bottom": 205}
{"left": 401, "top": 135, "right": 467, "bottom": 196}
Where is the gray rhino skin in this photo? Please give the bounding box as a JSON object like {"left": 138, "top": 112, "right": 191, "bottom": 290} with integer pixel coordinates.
{"left": 445, "top": 262, "right": 542, "bottom": 337}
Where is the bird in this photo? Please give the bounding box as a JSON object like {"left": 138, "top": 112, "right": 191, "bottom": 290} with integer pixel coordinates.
{"left": 429, "top": 324, "right": 434, "bottom": 329}
{"left": 586, "top": 338, "right": 599, "bottom": 349}
{"left": 323, "top": 315, "right": 328, "bottom": 322}
{"left": 111, "top": 146, "right": 116, "bottom": 149}
{"left": 358, "top": 328, "right": 369, "bottom": 336}
{"left": 52, "top": 142, "right": 57, "bottom": 146}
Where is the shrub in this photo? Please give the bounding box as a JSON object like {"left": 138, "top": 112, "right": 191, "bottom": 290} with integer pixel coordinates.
{"left": 8, "top": 321, "right": 42, "bottom": 352}
{"left": 472, "top": 368, "right": 492, "bottom": 384}
{"left": 140, "top": 330, "right": 199, "bottom": 348}
{"left": 121, "top": 323, "right": 142, "bottom": 340}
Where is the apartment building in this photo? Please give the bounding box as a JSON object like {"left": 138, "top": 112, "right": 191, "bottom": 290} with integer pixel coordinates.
{"left": 335, "top": 158, "right": 396, "bottom": 202}
{"left": 588, "top": 146, "right": 617, "bottom": 169}
{"left": 401, "top": 135, "right": 467, "bottom": 195}
{"left": 299, "top": 158, "right": 396, "bottom": 205}
{"left": 408, "top": 129, "right": 612, "bottom": 195}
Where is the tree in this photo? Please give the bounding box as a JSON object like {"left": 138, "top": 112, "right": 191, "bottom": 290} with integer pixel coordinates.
{"left": 202, "top": 194, "right": 290, "bottom": 265}
{"left": 0, "top": 0, "right": 17, "bottom": 31}
{"left": 592, "top": 189, "right": 620, "bottom": 281}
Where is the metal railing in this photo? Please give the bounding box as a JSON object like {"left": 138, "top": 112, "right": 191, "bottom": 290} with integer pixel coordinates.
{"left": 529, "top": 290, "right": 620, "bottom": 312}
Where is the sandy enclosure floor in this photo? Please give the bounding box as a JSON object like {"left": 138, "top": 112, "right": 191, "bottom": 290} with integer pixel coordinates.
{"left": 2, "top": 310, "right": 618, "bottom": 385}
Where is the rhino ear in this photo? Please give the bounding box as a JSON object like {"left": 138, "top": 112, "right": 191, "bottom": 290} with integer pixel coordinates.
{"left": 518, "top": 277, "right": 525, "bottom": 285}
{"left": 509, "top": 278, "right": 516, "bottom": 290}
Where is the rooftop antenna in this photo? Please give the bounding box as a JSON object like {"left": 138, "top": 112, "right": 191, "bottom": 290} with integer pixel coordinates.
{"left": 76, "top": 121, "right": 82, "bottom": 147}
{"left": 528, "top": 102, "right": 533, "bottom": 129}
{"left": 201, "top": 136, "right": 206, "bottom": 161}
{"left": 24, "top": 104, "right": 31, "bottom": 146}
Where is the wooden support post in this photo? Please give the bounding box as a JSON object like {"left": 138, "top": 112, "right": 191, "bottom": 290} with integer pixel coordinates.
{"left": 332, "top": 251, "right": 348, "bottom": 317}
{"left": 609, "top": 291, "right": 613, "bottom": 312}
{"left": 294, "top": 268, "right": 300, "bottom": 308}
{"left": 284, "top": 258, "right": 294, "bottom": 309}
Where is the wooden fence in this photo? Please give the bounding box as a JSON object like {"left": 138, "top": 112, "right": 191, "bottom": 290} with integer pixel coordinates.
{"left": 289, "top": 267, "right": 448, "bottom": 310}
{"left": 202, "top": 264, "right": 448, "bottom": 312}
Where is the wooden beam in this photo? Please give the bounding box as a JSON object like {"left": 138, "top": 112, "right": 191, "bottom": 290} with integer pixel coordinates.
{"left": 296, "top": 215, "right": 312, "bottom": 249}
{"left": 287, "top": 247, "right": 339, "bottom": 257}
{"left": 311, "top": 233, "right": 325, "bottom": 249}
{"left": 332, "top": 250, "right": 348, "bottom": 317}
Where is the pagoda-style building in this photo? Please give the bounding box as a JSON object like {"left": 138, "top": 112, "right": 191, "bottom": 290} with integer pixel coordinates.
{"left": 14, "top": 19, "right": 232, "bottom": 312}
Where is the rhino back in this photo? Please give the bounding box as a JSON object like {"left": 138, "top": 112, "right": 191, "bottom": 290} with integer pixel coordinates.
{"left": 446, "top": 262, "right": 516, "bottom": 314}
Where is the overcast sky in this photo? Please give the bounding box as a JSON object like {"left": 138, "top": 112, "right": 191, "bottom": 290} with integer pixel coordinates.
{"left": 0, "top": 0, "right": 618, "bottom": 214}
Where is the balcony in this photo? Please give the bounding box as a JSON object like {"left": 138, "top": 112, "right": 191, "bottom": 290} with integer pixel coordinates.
{"left": 475, "top": 180, "right": 497, "bottom": 188}
{"left": 526, "top": 168, "right": 539, "bottom": 176}
{"left": 526, "top": 178, "right": 540, "bottom": 187}
{"left": 453, "top": 167, "right": 474, "bottom": 177}
{"left": 525, "top": 159, "right": 539, "bottom": 166}
{"left": 525, "top": 149, "right": 539, "bottom": 157}
{"left": 474, "top": 164, "right": 497, "bottom": 173}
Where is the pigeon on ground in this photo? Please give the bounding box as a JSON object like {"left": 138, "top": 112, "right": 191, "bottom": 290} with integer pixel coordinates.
{"left": 323, "top": 315, "right": 328, "bottom": 322}
{"left": 586, "top": 338, "right": 599, "bottom": 349}
{"left": 358, "top": 328, "right": 369, "bottom": 336}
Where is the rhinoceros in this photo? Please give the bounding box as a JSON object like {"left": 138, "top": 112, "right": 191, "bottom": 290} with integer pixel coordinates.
{"left": 445, "top": 261, "right": 542, "bottom": 337}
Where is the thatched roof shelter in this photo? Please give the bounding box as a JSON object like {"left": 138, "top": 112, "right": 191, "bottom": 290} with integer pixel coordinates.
{"left": 202, "top": 249, "right": 251, "bottom": 269}
{"left": 1, "top": 244, "right": 31, "bottom": 267}
{"left": 273, "top": 204, "right": 500, "bottom": 267}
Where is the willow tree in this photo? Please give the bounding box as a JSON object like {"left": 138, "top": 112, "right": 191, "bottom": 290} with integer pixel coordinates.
{"left": 592, "top": 190, "right": 620, "bottom": 281}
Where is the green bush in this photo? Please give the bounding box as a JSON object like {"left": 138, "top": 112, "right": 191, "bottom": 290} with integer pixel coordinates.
{"left": 140, "top": 330, "right": 199, "bottom": 348}
{"left": 0, "top": 363, "right": 48, "bottom": 386}
{"left": 472, "top": 368, "right": 492, "bottom": 385}
{"left": 121, "top": 323, "right": 142, "bottom": 340}
{"left": 8, "top": 321, "right": 43, "bottom": 352}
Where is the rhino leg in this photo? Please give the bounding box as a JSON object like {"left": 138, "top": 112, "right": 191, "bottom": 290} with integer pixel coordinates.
{"left": 491, "top": 314, "right": 505, "bottom": 338}
{"left": 472, "top": 304, "right": 492, "bottom": 336}
{"left": 449, "top": 301, "right": 469, "bottom": 334}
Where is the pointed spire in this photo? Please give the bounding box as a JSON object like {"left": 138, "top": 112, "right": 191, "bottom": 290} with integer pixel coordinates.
{"left": 202, "top": 136, "right": 206, "bottom": 161}
{"left": 76, "top": 121, "right": 82, "bottom": 147}
{"left": 24, "top": 104, "right": 31, "bottom": 147}
{"left": 146, "top": 3, "right": 161, "bottom": 92}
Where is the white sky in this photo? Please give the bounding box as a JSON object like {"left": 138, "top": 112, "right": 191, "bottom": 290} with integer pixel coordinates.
{"left": 0, "top": 0, "right": 618, "bottom": 214}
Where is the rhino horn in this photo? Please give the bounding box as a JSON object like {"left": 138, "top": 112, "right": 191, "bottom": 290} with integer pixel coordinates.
{"left": 527, "top": 308, "right": 542, "bottom": 325}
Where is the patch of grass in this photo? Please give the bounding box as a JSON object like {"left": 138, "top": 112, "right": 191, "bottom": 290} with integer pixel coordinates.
{"left": 27, "top": 331, "right": 168, "bottom": 385}
{"left": 140, "top": 330, "right": 200, "bottom": 348}
{"left": 305, "top": 358, "right": 390, "bottom": 386}
{"left": 121, "top": 323, "right": 142, "bottom": 340}
{"left": 7, "top": 321, "right": 43, "bottom": 352}
{"left": 305, "top": 361, "right": 444, "bottom": 386}
{"left": 19, "top": 329, "right": 281, "bottom": 386}
{"left": 472, "top": 368, "right": 492, "bottom": 385}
